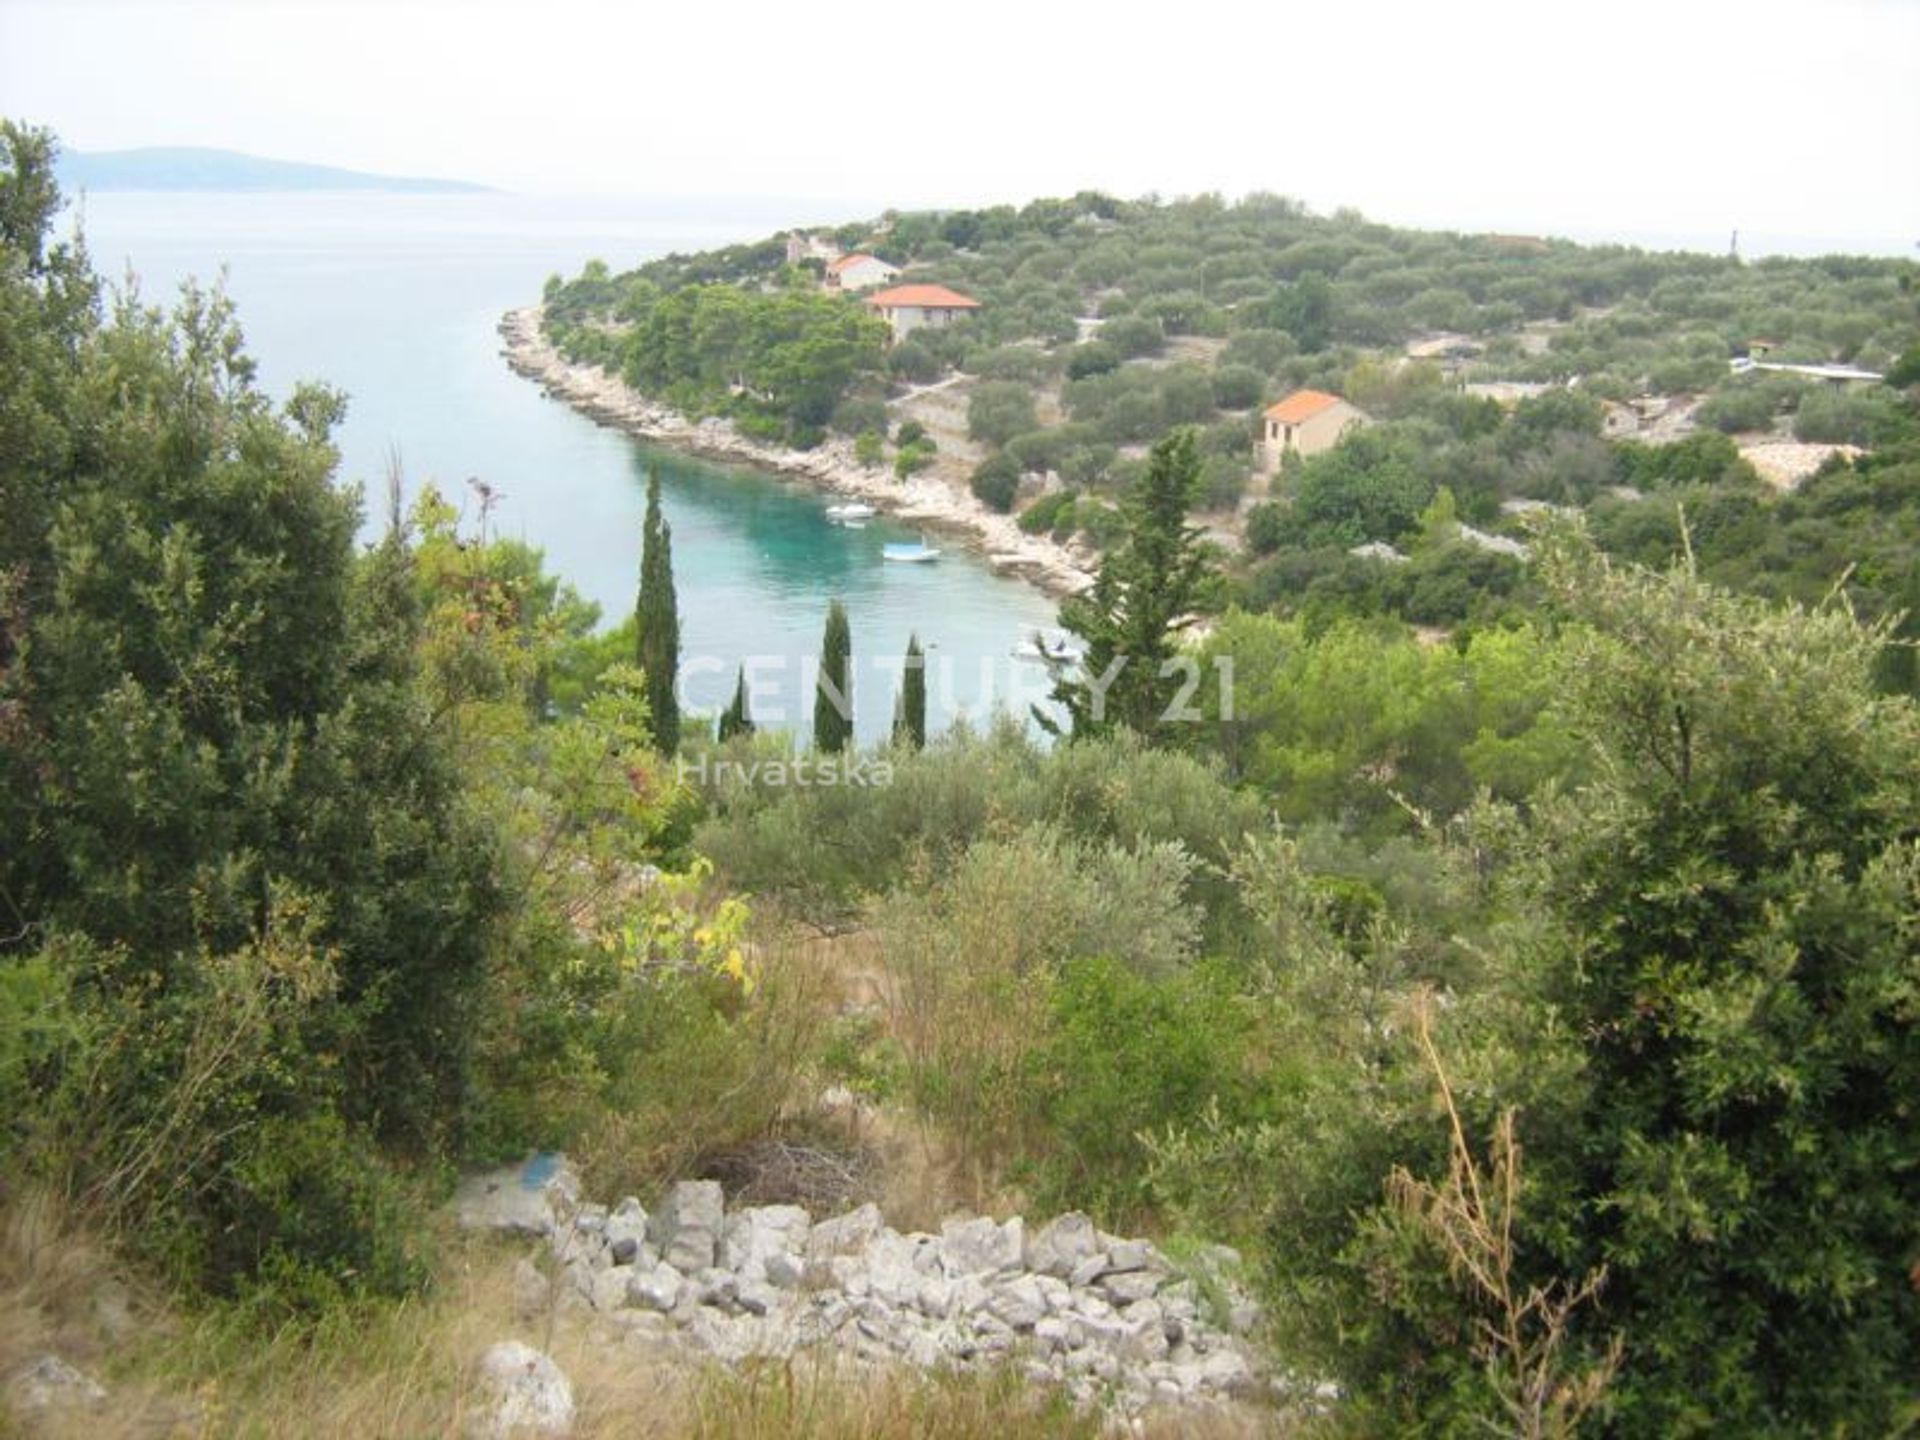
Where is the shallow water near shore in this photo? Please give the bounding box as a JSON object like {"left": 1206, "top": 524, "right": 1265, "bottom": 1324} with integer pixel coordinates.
{"left": 78, "top": 190, "right": 1058, "bottom": 741}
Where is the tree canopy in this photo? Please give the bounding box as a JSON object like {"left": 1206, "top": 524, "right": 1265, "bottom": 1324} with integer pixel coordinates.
{"left": 1047, "top": 429, "right": 1218, "bottom": 741}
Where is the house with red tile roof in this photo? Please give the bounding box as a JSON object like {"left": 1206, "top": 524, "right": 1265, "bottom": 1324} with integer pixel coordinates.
{"left": 864, "top": 284, "right": 981, "bottom": 342}
{"left": 1261, "top": 389, "right": 1369, "bottom": 466}
{"left": 823, "top": 253, "right": 900, "bottom": 293}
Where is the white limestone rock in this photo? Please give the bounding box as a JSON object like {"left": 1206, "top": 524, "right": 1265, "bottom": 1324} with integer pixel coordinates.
{"left": 1026, "top": 1211, "right": 1101, "bottom": 1278}
{"left": 453, "top": 1155, "right": 577, "bottom": 1238}
{"left": 471, "top": 1341, "right": 574, "bottom": 1438}
{"left": 8, "top": 1355, "right": 107, "bottom": 1417}
{"left": 692, "top": 1267, "right": 737, "bottom": 1309}
{"left": 1098, "top": 1268, "right": 1162, "bottom": 1305}
{"left": 1067, "top": 1252, "right": 1109, "bottom": 1289}
{"left": 939, "top": 1215, "right": 1024, "bottom": 1277}
{"left": 987, "top": 1274, "right": 1047, "bottom": 1331}
{"left": 649, "top": 1180, "right": 725, "bottom": 1274}
{"left": 1104, "top": 1238, "right": 1158, "bottom": 1274}
{"left": 588, "top": 1266, "right": 631, "bottom": 1313}
{"left": 627, "top": 1263, "right": 683, "bottom": 1313}
{"left": 722, "top": 1204, "right": 811, "bottom": 1281}
{"left": 604, "top": 1197, "right": 648, "bottom": 1260}
{"left": 806, "top": 1202, "right": 884, "bottom": 1259}
{"left": 736, "top": 1278, "right": 784, "bottom": 1317}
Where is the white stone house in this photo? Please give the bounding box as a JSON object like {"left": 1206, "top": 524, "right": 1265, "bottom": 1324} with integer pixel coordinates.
{"left": 823, "top": 253, "right": 900, "bottom": 293}
{"left": 1261, "top": 389, "right": 1369, "bottom": 468}
{"left": 864, "top": 284, "right": 981, "bottom": 343}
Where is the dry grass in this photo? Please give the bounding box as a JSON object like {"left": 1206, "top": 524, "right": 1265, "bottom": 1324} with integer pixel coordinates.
{"left": 1, "top": 1186, "right": 196, "bottom": 1438}
{"left": 572, "top": 927, "right": 842, "bottom": 1200}
{"left": 761, "top": 924, "right": 1029, "bottom": 1228}
{"left": 2, "top": 906, "right": 1290, "bottom": 1436}
{"left": 2, "top": 1191, "right": 1288, "bottom": 1439}
{"left": 1386, "top": 992, "right": 1620, "bottom": 1440}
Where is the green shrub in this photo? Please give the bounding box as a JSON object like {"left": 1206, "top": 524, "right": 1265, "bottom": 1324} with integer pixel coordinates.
{"left": 214, "top": 1112, "right": 433, "bottom": 1312}
{"left": 895, "top": 443, "right": 935, "bottom": 479}
{"left": 1018, "top": 488, "right": 1079, "bottom": 535}
{"left": 1221, "top": 328, "right": 1298, "bottom": 375}
{"left": 969, "top": 345, "right": 1061, "bottom": 383}
{"left": 1025, "top": 957, "right": 1268, "bottom": 1223}
{"left": 872, "top": 822, "right": 1205, "bottom": 1189}
{"left": 832, "top": 396, "right": 889, "bottom": 437}
{"left": 967, "top": 380, "right": 1038, "bottom": 448}
{"left": 0, "top": 945, "right": 83, "bottom": 1155}
{"left": 1205, "top": 541, "right": 1920, "bottom": 1435}
{"left": 1244, "top": 501, "right": 1289, "bottom": 554}
{"left": 888, "top": 339, "right": 942, "bottom": 383}
{"left": 1697, "top": 380, "right": 1784, "bottom": 433}
{"left": 1066, "top": 340, "right": 1120, "bottom": 379}
{"left": 1099, "top": 314, "right": 1164, "bottom": 358}
{"left": 577, "top": 962, "right": 822, "bottom": 1197}
{"left": 1210, "top": 363, "right": 1265, "bottom": 410}
{"left": 1197, "top": 454, "right": 1249, "bottom": 510}
{"left": 970, "top": 453, "right": 1021, "bottom": 512}
{"left": 1076, "top": 501, "right": 1128, "bottom": 548}
{"left": 1794, "top": 383, "right": 1903, "bottom": 445}
{"left": 734, "top": 410, "right": 787, "bottom": 443}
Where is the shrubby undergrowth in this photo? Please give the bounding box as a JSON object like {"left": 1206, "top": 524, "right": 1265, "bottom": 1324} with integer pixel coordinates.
{"left": 0, "top": 127, "right": 771, "bottom": 1313}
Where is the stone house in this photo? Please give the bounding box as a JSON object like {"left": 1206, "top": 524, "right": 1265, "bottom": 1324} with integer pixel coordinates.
{"left": 823, "top": 253, "right": 900, "bottom": 293}
{"left": 864, "top": 284, "right": 981, "bottom": 343}
{"left": 1261, "top": 389, "right": 1369, "bottom": 467}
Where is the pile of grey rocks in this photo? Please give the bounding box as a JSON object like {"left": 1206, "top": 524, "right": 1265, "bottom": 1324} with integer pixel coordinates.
{"left": 455, "top": 1160, "right": 1268, "bottom": 1416}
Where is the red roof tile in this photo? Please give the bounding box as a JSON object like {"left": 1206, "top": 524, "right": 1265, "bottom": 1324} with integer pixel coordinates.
{"left": 827, "top": 253, "right": 892, "bottom": 274}
{"left": 865, "top": 284, "right": 981, "bottom": 311}
{"left": 1264, "top": 389, "right": 1344, "bottom": 424}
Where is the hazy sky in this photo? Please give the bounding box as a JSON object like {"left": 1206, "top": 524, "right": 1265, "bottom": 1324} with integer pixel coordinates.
{"left": 4, "top": 0, "right": 1917, "bottom": 248}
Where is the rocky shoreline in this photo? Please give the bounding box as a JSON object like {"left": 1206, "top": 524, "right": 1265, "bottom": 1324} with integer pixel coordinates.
{"left": 497, "top": 307, "right": 1096, "bottom": 601}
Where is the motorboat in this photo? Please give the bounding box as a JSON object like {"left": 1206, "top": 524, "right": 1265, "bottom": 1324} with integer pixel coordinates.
{"left": 826, "top": 501, "right": 876, "bottom": 521}
{"left": 883, "top": 539, "right": 941, "bottom": 563}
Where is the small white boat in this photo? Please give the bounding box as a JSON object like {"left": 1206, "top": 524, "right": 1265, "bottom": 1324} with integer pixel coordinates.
{"left": 1012, "top": 629, "right": 1085, "bottom": 664}
{"left": 883, "top": 539, "right": 941, "bottom": 563}
{"left": 826, "top": 502, "right": 876, "bottom": 521}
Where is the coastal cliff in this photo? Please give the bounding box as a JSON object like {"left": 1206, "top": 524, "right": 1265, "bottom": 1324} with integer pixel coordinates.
{"left": 497, "top": 306, "right": 1095, "bottom": 600}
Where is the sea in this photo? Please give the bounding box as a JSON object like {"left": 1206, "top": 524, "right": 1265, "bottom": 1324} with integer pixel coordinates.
{"left": 73, "top": 190, "right": 1060, "bottom": 745}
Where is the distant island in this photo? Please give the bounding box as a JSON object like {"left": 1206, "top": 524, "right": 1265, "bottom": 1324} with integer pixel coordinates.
{"left": 56, "top": 145, "right": 493, "bottom": 193}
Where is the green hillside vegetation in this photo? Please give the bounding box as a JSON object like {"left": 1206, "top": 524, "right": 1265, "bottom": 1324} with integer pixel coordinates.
{"left": 542, "top": 191, "right": 1920, "bottom": 676}
{"left": 5, "top": 123, "right": 1917, "bottom": 1436}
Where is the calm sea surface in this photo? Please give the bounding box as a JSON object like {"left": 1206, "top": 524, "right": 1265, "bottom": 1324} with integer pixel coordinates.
{"left": 76, "top": 191, "right": 1059, "bottom": 743}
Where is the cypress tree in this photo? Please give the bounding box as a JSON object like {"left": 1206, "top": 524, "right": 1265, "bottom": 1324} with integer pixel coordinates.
{"left": 892, "top": 632, "right": 926, "bottom": 750}
{"left": 1043, "top": 427, "right": 1215, "bottom": 743}
{"left": 813, "top": 600, "right": 853, "bottom": 754}
{"left": 716, "top": 665, "right": 755, "bottom": 742}
{"left": 635, "top": 468, "right": 681, "bottom": 753}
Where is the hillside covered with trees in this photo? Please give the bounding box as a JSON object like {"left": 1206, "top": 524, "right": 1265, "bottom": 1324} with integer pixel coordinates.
{"left": 543, "top": 192, "right": 1920, "bottom": 682}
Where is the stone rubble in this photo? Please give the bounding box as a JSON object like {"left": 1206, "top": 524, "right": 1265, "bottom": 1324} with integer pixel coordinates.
{"left": 459, "top": 1161, "right": 1269, "bottom": 1419}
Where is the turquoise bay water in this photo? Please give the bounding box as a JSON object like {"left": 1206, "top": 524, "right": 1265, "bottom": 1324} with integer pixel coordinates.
{"left": 77, "top": 192, "right": 1058, "bottom": 742}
